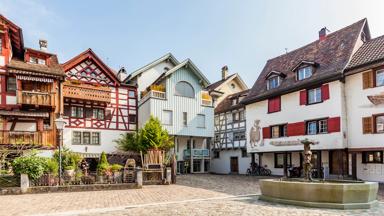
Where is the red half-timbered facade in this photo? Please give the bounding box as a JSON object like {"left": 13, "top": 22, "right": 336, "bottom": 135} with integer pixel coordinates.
{"left": 62, "top": 49, "right": 137, "bottom": 156}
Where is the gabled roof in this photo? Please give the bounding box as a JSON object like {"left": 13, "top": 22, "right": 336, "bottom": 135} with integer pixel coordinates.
{"left": 152, "top": 59, "right": 211, "bottom": 87}
{"left": 243, "top": 18, "right": 369, "bottom": 104}
{"left": 125, "top": 53, "right": 179, "bottom": 82}
{"left": 206, "top": 73, "right": 248, "bottom": 92}
{"left": 0, "top": 14, "right": 24, "bottom": 58}
{"left": 215, "top": 89, "right": 249, "bottom": 114}
{"left": 62, "top": 48, "right": 120, "bottom": 85}
{"left": 346, "top": 34, "right": 384, "bottom": 73}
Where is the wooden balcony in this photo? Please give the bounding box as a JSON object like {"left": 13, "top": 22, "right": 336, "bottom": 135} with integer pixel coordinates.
{"left": 201, "top": 91, "right": 213, "bottom": 106}
{"left": 139, "top": 90, "right": 166, "bottom": 106}
{"left": 17, "top": 91, "right": 55, "bottom": 107}
{"left": 63, "top": 83, "right": 111, "bottom": 103}
{"left": 0, "top": 130, "right": 55, "bottom": 147}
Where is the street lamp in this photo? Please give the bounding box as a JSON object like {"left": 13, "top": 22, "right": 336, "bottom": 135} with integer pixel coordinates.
{"left": 55, "top": 115, "right": 66, "bottom": 185}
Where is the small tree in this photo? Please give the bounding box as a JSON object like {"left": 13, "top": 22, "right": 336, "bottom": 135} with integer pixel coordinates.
{"left": 97, "top": 151, "right": 110, "bottom": 175}
{"left": 115, "top": 116, "right": 174, "bottom": 152}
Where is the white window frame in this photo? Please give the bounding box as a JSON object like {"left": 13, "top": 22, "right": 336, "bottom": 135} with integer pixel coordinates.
{"left": 197, "top": 114, "right": 206, "bottom": 128}
{"left": 376, "top": 70, "right": 384, "bottom": 87}
{"left": 267, "top": 76, "right": 280, "bottom": 90}
{"left": 307, "top": 121, "right": 317, "bottom": 135}
{"left": 318, "top": 119, "right": 328, "bottom": 133}
{"left": 162, "top": 110, "right": 173, "bottom": 125}
{"left": 376, "top": 115, "right": 384, "bottom": 133}
{"left": 308, "top": 87, "right": 322, "bottom": 104}
{"left": 175, "top": 81, "right": 195, "bottom": 98}
{"left": 298, "top": 66, "right": 313, "bottom": 80}
{"left": 72, "top": 131, "right": 100, "bottom": 145}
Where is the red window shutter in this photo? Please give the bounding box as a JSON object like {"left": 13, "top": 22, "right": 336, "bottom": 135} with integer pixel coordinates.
{"left": 262, "top": 127, "right": 271, "bottom": 139}
{"left": 321, "top": 84, "right": 330, "bottom": 101}
{"left": 287, "top": 122, "right": 306, "bottom": 136}
{"left": 268, "top": 96, "right": 281, "bottom": 113}
{"left": 328, "top": 117, "right": 341, "bottom": 133}
{"left": 299, "top": 90, "right": 307, "bottom": 105}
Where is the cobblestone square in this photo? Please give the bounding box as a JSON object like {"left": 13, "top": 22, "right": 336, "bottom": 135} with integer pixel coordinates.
{"left": 0, "top": 174, "right": 383, "bottom": 216}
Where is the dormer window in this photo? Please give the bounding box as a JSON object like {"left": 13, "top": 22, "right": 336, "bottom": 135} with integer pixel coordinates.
{"left": 297, "top": 66, "right": 312, "bottom": 80}
{"left": 267, "top": 76, "right": 280, "bottom": 90}
{"left": 29, "top": 56, "right": 46, "bottom": 65}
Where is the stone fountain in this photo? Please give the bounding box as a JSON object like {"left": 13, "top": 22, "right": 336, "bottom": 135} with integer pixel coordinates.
{"left": 259, "top": 139, "right": 379, "bottom": 209}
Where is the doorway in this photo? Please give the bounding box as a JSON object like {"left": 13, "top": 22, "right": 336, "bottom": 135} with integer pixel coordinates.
{"left": 329, "top": 150, "right": 348, "bottom": 176}
{"left": 230, "top": 157, "right": 239, "bottom": 174}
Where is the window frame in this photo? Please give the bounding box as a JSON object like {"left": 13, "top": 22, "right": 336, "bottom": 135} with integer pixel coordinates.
{"left": 70, "top": 106, "right": 84, "bottom": 118}
{"left": 72, "top": 131, "right": 100, "bottom": 145}
{"left": 375, "top": 114, "right": 384, "bottom": 133}
{"left": 274, "top": 153, "right": 292, "bottom": 168}
{"left": 270, "top": 124, "right": 287, "bottom": 138}
{"left": 267, "top": 76, "right": 280, "bottom": 90}
{"left": 128, "top": 114, "right": 137, "bottom": 124}
{"left": 241, "top": 149, "right": 248, "bottom": 158}
{"left": 182, "top": 112, "right": 188, "bottom": 126}
{"left": 234, "top": 131, "right": 246, "bottom": 141}
{"left": 376, "top": 69, "right": 384, "bottom": 87}
{"left": 92, "top": 108, "right": 105, "bottom": 120}
{"left": 197, "top": 114, "right": 206, "bottom": 128}
{"left": 307, "top": 87, "right": 322, "bottom": 105}
{"left": 6, "top": 77, "right": 17, "bottom": 93}
{"left": 72, "top": 131, "right": 82, "bottom": 145}
{"left": 162, "top": 110, "right": 173, "bottom": 125}
{"left": 306, "top": 118, "right": 328, "bottom": 135}
{"left": 362, "top": 151, "right": 383, "bottom": 164}
{"left": 297, "top": 66, "right": 313, "bottom": 81}
{"left": 175, "top": 81, "right": 195, "bottom": 98}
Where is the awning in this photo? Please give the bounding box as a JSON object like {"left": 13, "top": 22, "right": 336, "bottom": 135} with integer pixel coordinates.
{"left": 368, "top": 93, "right": 384, "bottom": 105}
{"left": 16, "top": 75, "right": 54, "bottom": 83}
{"left": 0, "top": 110, "right": 49, "bottom": 118}
{"left": 77, "top": 153, "right": 101, "bottom": 158}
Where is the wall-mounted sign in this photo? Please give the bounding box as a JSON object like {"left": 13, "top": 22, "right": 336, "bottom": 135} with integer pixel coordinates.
{"left": 270, "top": 140, "right": 319, "bottom": 146}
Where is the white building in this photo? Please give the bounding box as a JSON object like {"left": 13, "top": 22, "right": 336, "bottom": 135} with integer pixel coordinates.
{"left": 125, "top": 54, "right": 214, "bottom": 173}
{"left": 243, "top": 19, "right": 377, "bottom": 179}
{"left": 208, "top": 67, "right": 251, "bottom": 174}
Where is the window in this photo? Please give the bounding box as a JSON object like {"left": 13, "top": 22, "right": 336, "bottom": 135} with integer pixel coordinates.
{"left": 270, "top": 124, "right": 287, "bottom": 138}
{"left": 175, "top": 81, "right": 195, "bottom": 98}
{"left": 197, "top": 114, "right": 205, "bottom": 128}
{"left": 72, "top": 131, "right": 82, "bottom": 145}
{"left": 308, "top": 87, "right": 322, "bottom": 104}
{"left": 241, "top": 149, "right": 248, "bottom": 158}
{"left": 297, "top": 66, "right": 312, "bottom": 80}
{"left": 232, "top": 98, "right": 238, "bottom": 106}
{"left": 29, "top": 56, "right": 46, "bottom": 65}
{"left": 362, "top": 151, "right": 383, "bottom": 164}
{"left": 267, "top": 76, "right": 280, "bottom": 90}
{"left": 376, "top": 70, "right": 384, "bottom": 87}
{"left": 83, "top": 132, "right": 91, "bottom": 145}
{"left": 234, "top": 132, "right": 246, "bottom": 141}
{"left": 213, "top": 151, "right": 220, "bottom": 158}
{"left": 71, "top": 106, "right": 84, "bottom": 118}
{"left": 72, "top": 131, "right": 100, "bottom": 145}
{"left": 239, "top": 110, "right": 245, "bottom": 121}
{"left": 128, "top": 115, "right": 136, "bottom": 124}
{"left": 183, "top": 112, "right": 187, "bottom": 126}
{"left": 226, "top": 113, "right": 232, "bottom": 123}
{"left": 91, "top": 132, "right": 100, "bottom": 145}
{"left": 162, "top": 110, "right": 173, "bottom": 125}
{"left": 233, "top": 112, "right": 239, "bottom": 122}
{"left": 92, "top": 108, "right": 104, "bottom": 120}
{"left": 6, "top": 77, "right": 16, "bottom": 93}
{"left": 214, "top": 134, "right": 220, "bottom": 142}
{"left": 274, "top": 153, "right": 292, "bottom": 168}
{"left": 307, "top": 119, "right": 328, "bottom": 135}
{"left": 129, "top": 90, "right": 135, "bottom": 98}
{"left": 376, "top": 115, "right": 384, "bottom": 133}
{"left": 231, "top": 83, "right": 236, "bottom": 89}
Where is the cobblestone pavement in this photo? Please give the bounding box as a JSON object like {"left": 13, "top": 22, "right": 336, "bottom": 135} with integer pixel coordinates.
{"left": 0, "top": 174, "right": 383, "bottom": 216}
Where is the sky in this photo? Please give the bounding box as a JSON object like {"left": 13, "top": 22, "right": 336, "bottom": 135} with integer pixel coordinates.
{"left": 1, "top": 0, "right": 384, "bottom": 87}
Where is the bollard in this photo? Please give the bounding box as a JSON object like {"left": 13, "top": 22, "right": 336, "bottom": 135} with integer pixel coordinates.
{"left": 166, "top": 167, "right": 171, "bottom": 184}
{"left": 20, "top": 174, "right": 29, "bottom": 193}
{"left": 136, "top": 167, "right": 143, "bottom": 187}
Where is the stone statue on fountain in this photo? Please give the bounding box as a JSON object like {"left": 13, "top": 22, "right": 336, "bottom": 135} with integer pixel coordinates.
{"left": 301, "top": 139, "right": 315, "bottom": 181}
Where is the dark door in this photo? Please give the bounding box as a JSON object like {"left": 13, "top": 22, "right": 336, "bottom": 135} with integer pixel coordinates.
{"left": 330, "top": 150, "right": 348, "bottom": 175}
{"left": 230, "top": 157, "right": 239, "bottom": 173}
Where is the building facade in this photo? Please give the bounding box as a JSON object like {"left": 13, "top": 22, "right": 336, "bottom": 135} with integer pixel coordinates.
{"left": 61, "top": 49, "right": 138, "bottom": 159}
{"left": 0, "top": 15, "right": 64, "bottom": 155}
{"left": 126, "top": 54, "right": 214, "bottom": 173}
{"left": 243, "top": 19, "right": 371, "bottom": 179}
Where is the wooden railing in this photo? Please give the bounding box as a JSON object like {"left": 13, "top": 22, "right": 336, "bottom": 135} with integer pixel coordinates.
{"left": 0, "top": 130, "right": 55, "bottom": 147}
{"left": 201, "top": 91, "right": 212, "bottom": 106}
{"left": 18, "top": 91, "right": 55, "bottom": 106}
{"left": 201, "top": 99, "right": 213, "bottom": 106}
{"left": 139, "top": 90, "right": 166, "bottom": 106}
{"left": 63, "top": 83, "right": 111, "bottom": 103}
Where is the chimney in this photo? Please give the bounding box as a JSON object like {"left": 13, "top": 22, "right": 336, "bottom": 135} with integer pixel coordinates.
{"left": 39, "top": 39, "right": 48, "bottom": 52}
{"left": 221, "top": 65, "right": 228, "bottom": 80}
{"left": 319, "top": 27, "right": 328, "bottom": 41}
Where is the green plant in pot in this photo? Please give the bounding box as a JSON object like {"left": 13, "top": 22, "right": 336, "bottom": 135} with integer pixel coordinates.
{"left": 96, "top": 152, "right": 110, "bottom": 182}
{"left": 53, "top": 148, "right": 82, "bottom": 178}
{"left": 110, "top": 164, "right": 123, "bottom": 182}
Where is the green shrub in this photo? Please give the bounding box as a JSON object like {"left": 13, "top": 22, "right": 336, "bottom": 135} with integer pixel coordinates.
{"left": 64, "top": 165, "right": 75, "bottom": 171}
{"left": 53, "top": 148, "right": 82, "bottom": 170}
{"left": 97, "top": 152, "right": 110, "bottom": 175}
{"left": 110, "top": 164, "right": 123, "bottom": 172}
{"left": 45, "top": 159, "right": 58, "bottom": 176}
{"left": 12, "top": 154, "right": 47, "bottom": 180}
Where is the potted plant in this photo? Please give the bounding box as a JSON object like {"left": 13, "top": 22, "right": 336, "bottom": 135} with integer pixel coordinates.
{"left": 110, "top": 164, "right": 123, "bottom": 182}
{"left": 45, "top": 158, "right": 58, "bottom": 186}
{"left": 97, "top": 152, "right": 110, "bottom": 183}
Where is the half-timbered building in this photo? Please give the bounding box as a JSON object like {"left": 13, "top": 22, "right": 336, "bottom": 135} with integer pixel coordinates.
{"left": 62, "top": 49, "right": 137, "bottom": 158}
{"left": 0, "top": 15, "right": 64, "bottom": 154}
{"left": 126, "top": 54, "right": 214, "bottom": 174}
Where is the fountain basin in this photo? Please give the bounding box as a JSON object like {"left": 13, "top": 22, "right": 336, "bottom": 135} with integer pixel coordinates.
{"left": 259, "top": 179, "right": 378, "bottom": 209}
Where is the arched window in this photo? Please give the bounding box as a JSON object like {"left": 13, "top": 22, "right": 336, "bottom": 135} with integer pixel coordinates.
{"left": 175, "top": 81, "right": 195, "bottom": 98}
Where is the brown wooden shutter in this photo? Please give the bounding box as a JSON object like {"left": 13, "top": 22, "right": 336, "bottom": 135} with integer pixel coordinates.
{"left": 299, "top": 90, "right": 307, "bottom": 105}
{"left": 362, "top": 116, "right": 373, "bottom": 134}
{"left": 362, "top": 71, "right": 374, "bottom": 89}
{"left": 262, "top": 127, "right": 271, "bottom": 139}
{"left": 321, "top": 84, "right": 330, "bottom": 101}
{"left": 328, "top": 117, "right": 341, "bottom": 133}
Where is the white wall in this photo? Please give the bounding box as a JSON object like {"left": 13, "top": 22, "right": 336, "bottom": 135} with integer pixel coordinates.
{"left": 210, "top": 149, "right": 252, "bottom": 174}
{"left": 246, "top": 81, "right": 345, "bottom": 153}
